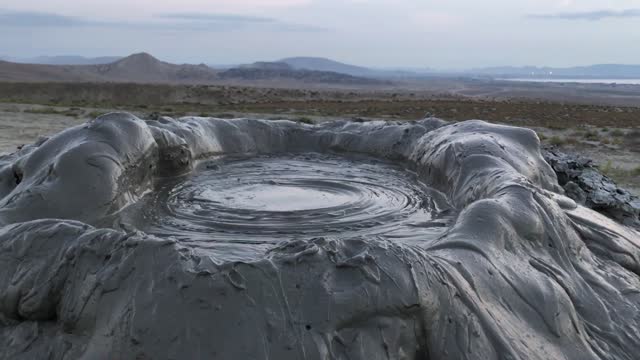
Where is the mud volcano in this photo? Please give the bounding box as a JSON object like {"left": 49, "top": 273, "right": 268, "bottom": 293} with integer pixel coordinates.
{"left": 1, "top": 113, "right": 639, "bottom": 359}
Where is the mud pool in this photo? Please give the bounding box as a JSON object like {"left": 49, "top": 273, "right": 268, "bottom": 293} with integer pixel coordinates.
{"left": 115, "top": 153, "right": 451, "bottom": 260}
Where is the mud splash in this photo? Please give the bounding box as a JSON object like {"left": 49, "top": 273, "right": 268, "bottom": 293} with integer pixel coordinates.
{"left": 1, "top": 114, "right": 639, "bottom": 360}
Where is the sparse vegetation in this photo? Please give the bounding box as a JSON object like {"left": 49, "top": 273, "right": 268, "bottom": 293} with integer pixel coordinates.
{"left": 599, "top": 161, "right": 640, "bottom": 187}
{"left": 536, "top": 132, "right": 547, "bottom": 141}
{"left": 582, "top": 130, "right": 600, "bottom": 141}
{"left": 600, "top": 160, "right": 614, "bottom": 175}
{"left": 565, "top": 137, "right": 579, "bottom": 145}
{"left": 2, "top": 82, "right": 640, "bottom": 129}
{"left": 549, "top": 136, "right": 566, "bottom": 146}
{"left": 24, "top": 107, "right": 66, "bottom": 115}
{"left": 87, "top": 110, "right": 105, "bottom": 119}
{"left": 611, "top": 129, "right": 625, "bottom": 137}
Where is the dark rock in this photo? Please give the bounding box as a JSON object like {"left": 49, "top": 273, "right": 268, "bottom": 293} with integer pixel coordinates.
{"left": 543, "top": 147, "right": 640, "bottom": 228}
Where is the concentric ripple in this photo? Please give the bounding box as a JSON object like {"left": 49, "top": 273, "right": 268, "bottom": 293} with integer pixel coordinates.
{"left": 122, "top": 153, "right": 451, "bottom": 256}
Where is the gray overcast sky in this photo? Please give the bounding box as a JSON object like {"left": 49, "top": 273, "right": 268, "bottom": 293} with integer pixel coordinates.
{"left": 1, "top": 0, "right": 639, "bottom": 69}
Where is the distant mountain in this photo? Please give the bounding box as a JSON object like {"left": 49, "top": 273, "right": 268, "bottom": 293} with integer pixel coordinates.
{"left": 241, "top": 61, "right": 293, "bottom": 71}
{"left": 0, "top": 54, "right": 389, "bottom": 86}
{"left": 218, "top": 61, "right": 389, "bottom": 85}
{"left": 7, "top": 55, "right": 123, "bottom": 65}
{"left": 470, "top": 64, "right": 640, "bottom": 79}
{"left": 91, "top": 53, "right": 218, "bottom": 83}
{"left": 0, "top": 53, "right": 219, "bottom": 83}
{"left": 0, "top": 60, "right": 105, "bottom": 82}
{"left": 280, "top": 57, "right": 375, "bottom": 77}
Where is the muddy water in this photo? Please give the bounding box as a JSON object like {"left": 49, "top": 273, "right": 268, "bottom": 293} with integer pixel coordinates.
{"left": 120, "top": 153, "right": 451, "bottom": 259}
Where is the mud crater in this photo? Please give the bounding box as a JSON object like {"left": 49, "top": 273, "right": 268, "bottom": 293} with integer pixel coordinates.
{"left": 121, "top": 153, "right": 450, "bottom": 255}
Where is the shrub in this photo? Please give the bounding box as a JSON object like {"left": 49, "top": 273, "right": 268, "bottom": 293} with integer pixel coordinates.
{"left": 583, "top": 130, "right": 600, "bottom": 140}
{"left": 549, "top": 136, "right": 566, "bottom": 146}
{"left": 87, "top": 111, "right": 104, "bottom": 118}
{"left": 600, "top": 160, "right": 614, "bottom": 175}
{"left": 24, "top": 107, "right": 63, "bottom": 115}
{"left": 536, "top": 132, "right": 547, "bottom": 141}
{"left": 565, "top": 137, "right": 579, "bottom": 145}
{"left": 610, "top": 129, "right": 625, "bottom": 137}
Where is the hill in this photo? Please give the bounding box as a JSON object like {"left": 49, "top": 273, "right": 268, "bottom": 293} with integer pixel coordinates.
{"left": 218, "top": 61, "right": 389, "bottom": 85}
{"left": 0, "top": 53, "right": 219, "bottom": 83}
{"left": 4, "top": 55, "right": 122, "bottom": 65}
{"left": 90, "top": 53, "right": 218, "bottom": 83}
{"left": 280, "top": 57, "right": 375, "bottom": 77}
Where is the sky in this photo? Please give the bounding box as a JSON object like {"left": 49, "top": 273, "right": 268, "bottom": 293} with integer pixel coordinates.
{"left": 1, "top": 0, "right": 640, "bottom": 69}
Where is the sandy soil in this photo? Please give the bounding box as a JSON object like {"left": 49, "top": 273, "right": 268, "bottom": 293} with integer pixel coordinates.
{"left": 0, "top": 104, "right": 89, "bottom": 154}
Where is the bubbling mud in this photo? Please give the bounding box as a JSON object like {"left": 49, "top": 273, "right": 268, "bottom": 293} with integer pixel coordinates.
{"left": 120, "top": 153, "right": 451, "bottom": 259}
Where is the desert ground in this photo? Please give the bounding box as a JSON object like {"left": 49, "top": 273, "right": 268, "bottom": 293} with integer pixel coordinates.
{"left": 0, "top": 81, "right": 638, "bottom": 194}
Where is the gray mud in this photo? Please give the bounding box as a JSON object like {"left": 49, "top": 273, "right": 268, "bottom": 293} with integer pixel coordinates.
{"left": 114, "top": 153, "right": 450, "bottom": 261}
{"left": 1, "top": 114, "right": 639, "bottom": 359}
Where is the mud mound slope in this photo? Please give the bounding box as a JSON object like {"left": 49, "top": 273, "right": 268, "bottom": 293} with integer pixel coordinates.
{"left": 0, "top": 114, "right": 639, "bottom": 359}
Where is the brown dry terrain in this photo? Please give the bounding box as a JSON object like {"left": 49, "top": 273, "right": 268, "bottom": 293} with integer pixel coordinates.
{"left": 4, "top": 52, "right": 640, "bottom": 106}
{"left": 0, "top": 53, "right": 388, "bottom": 87}
{"left": 0, "top": 53, "right": 219, "bottom": 84}
{"left": 2, "top": 81, "right": 639, "bottom": 128}
{"left": 0, "top": 81, "right": 638, "bottom": 193}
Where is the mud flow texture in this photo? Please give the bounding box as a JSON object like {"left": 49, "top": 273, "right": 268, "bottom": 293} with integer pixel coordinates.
{"left": 1, "top": 114, "right": 639, "bottom": 360}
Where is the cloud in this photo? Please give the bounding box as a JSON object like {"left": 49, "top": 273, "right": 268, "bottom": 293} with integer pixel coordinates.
{"left": 157, "top": 12, "right": 325, "bottom": 31}
{"left": 158, "top": 13, "right": 276, "bottom": 23}
{"left": 528, "top": 9, "right": 640, "bottom": 21}
{"left": 0, "top": 10, "right": 325, "bottom": 32}
{"left": 0, "top": 11, "right": 92, "bottom": 27}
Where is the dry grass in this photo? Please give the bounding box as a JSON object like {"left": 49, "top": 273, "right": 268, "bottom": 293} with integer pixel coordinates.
{"left": 2, "top": 82, "right": 640, "bottom": 129}
{"left": 599, "top": 161, "right": 640, "bottom": 182}
{"left": 549, "top": 136, "right": 566, "bottom": 146}
{"left": 582, "top": 130, "right": 600, "bottom": 141}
